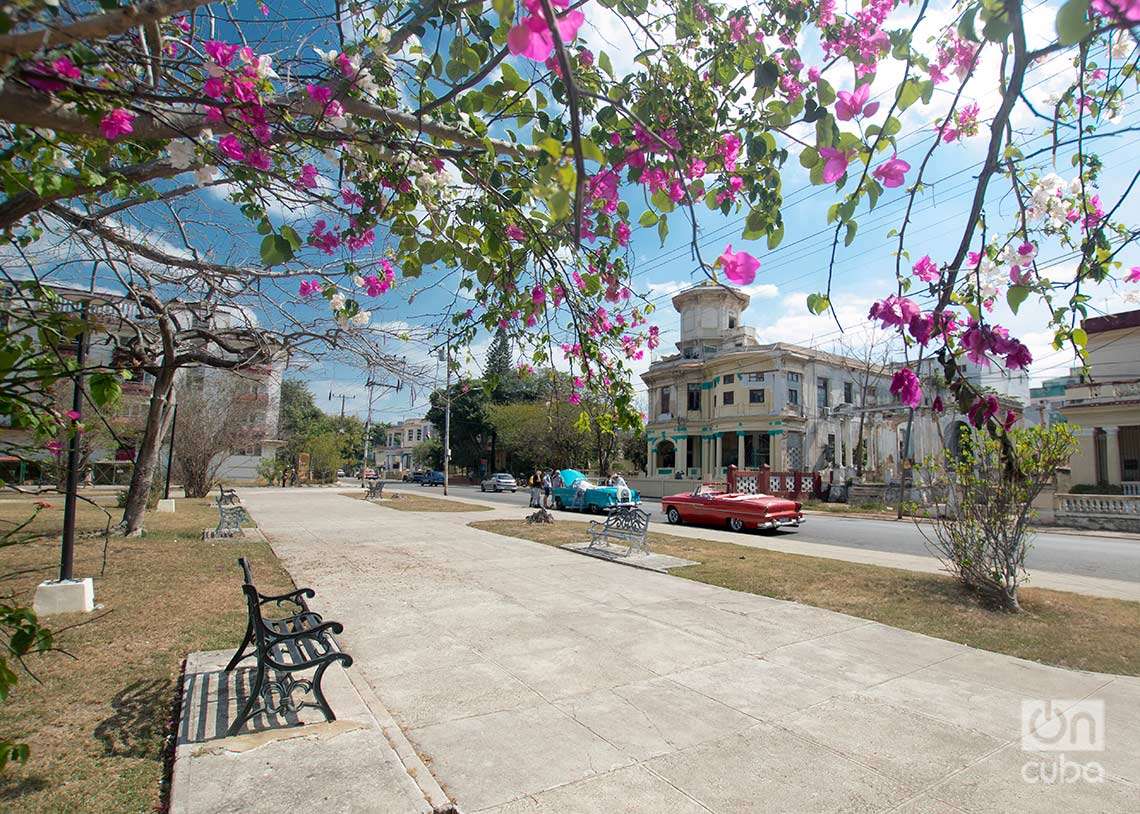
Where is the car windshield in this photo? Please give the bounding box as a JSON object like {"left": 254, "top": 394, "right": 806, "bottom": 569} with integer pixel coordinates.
{"left": 692, "top": 484, "right": 722, "bottom": 498}
{"left": 494, "top": 474, "right": 512, "bottom": 479}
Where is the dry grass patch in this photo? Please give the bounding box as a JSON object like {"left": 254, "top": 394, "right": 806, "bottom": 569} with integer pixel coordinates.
{"left": 338, "top": 490, "right": 490, "bottom": 512}
{"left": 0, "top": 497, "right": 295, "bottom": 813}
{"left": 470, "top": 519, "right": 1140, "bottom": 677}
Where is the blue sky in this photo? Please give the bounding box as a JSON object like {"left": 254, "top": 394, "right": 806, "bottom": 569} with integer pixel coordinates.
{"left": 7, "top": 0, "right": 1136, "bottom": 425}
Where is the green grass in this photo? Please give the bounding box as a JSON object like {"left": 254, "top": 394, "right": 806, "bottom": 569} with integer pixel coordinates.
{"left": 471, "top": 519, "right": 1140, "bottom": 677}
{"left": 0, "top": 497, "right": 296, "bottom": 813}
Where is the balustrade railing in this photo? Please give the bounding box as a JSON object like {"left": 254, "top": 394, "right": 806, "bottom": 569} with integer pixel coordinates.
{"left": 726, "top": 464, "right": 821, "bottom": 499}
{"left": 1055, "top": 493, "right": 1140, "bottom": 517}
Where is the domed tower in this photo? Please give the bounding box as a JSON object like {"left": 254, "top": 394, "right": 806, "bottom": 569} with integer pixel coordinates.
{"left": 671, "top": 282, "right": 755, "bottom": 358}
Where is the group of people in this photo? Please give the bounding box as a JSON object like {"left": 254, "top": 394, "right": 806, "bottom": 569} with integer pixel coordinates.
{"left": 526, "top": 469, "right": 630, "bottom": 509}
{"left": 526, "top": 469, "right": 558, "bottom": 508}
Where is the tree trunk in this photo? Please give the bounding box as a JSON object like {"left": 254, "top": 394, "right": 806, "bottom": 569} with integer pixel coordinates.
{"left": 119, "top": 367, "right": 176, "bottom": 535}
{"left": 855, "top": 412, "right": 866, "bottom": 477}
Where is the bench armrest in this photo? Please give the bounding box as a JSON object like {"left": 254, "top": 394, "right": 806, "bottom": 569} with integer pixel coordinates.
{"left": 258, "top": 587, "right": 316, "bottom": 606}
{"left": 262, "top": 618, "right": 344, "bottom": 641}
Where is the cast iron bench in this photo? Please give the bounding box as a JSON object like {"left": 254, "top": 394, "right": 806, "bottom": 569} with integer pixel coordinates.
{"left": 204, "top": 502, "right": 249, "bottom": 538}
{"left": 224, "top": 557, "right": 352, "bottom": 736}
{"left": 217, "top": 484, "right": 241, "bottom": 506}
{"left": 587, "top": 505, "right": 651, "bottom": 556}
{"left": 365, "top": 480, "right": 385, "bottom": 500}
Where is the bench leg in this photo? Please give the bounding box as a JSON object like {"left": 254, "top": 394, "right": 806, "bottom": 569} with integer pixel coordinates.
{"left": 227, "top": 661, "right": 266, "bottom": 737}
{"left": 224, "top": 619, "right": 254, "bottom": 672}
{"left": 310, "top": 660, "right": 337, "bottom": 724}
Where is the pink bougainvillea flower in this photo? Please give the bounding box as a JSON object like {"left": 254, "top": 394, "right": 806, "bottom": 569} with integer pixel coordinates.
{"left": 1002, "top": 409, "right": 1019, "bottom": 432}
{"left": 717, "top": 245, "right": 760, "bottom": 286}
{"left": 872, "top": 155, "right": 910, "bottom": 188}
{"left": 298, "top": 279, "right": 321, "bottom": 297}
{"left": 718, "top": 133, "right": 742, "bottom": 171}
{"left": 532, "top": 285, "right": 546, "bottom": 306}
{"left": 817, "top": 147, "right": 850, "bottom": 183}
{"left": 306, "top": 83, "right": 333, "bottom": 105}
{"left": 66, "top": 409, "right": 82, "bottom": 421}
{"left": 931, "top": 395, "right": 944, "bottom": 413}
{"left": 967, "top": 394, "right": 1000, "bottom": 427}
{"left": 246, "top": 149, "right": 272, "bottom": 171}
{"left": 508, "top": 2, "right": 585, "bottom": 62}
{"left": 505, "top": 224, "right": 526, "bottom": 241}
{"left": 341, "top": 187, "right": 364, "bottom": 208}
{"left": 1092, "top": 0, "right": 1140, "bottom": 23}
{"left": 204, "top": 40, "right": 240, "bottom": 67}
{"left": 568, "top": 392, "right": 582, "bottom": 405}
{"left": 99, "top": 108, "right": 135, "bottom": 140}
{"left": 217, "top": 134, "right": 245, "bottom": 161}
{"left": 1127, "top": 266, "right": 1140, "bottom": 283}
{"left": 202, "top": 76, "right": 227, "bottom": 98}
{"left": 45, "top": 440, "right": 64, "bottom": 456}
{"left": 297, "top": 163, "right": 319, "bottom": 189}
{"left": 614, "top": 221, "right": 631, "bottom": 247}
{"left": 890, "top": 367, "right": 922, "bottom": 409}
{"left": 835, "top": 83, "right": 879, "bottom": 120}
{"left": 868, "top": 295, "right": 920, "bottom": 328}
{"left": 912, "top": 255, "right": 939, "bottom": 283}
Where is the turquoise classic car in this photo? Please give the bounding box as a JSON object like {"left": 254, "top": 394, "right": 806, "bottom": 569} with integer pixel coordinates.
{"left": 551, "top": 469, "right": 640, "bottom": 513}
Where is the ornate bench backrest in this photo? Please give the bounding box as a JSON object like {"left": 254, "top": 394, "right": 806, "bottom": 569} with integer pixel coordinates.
{"left": 238, "top": 556, "right": 255, "bottom": 585}
{"left": 606, "top": 506, "right": 649, "bottom": 535}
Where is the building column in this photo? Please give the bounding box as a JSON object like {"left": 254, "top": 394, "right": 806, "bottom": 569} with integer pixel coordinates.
{"left": 1105, "top": 426, "right": 1122, "bottom": 485}
{"left": 737, "top": 432, "right": 746, "bottom": 469}
{"left": 1071, "top": 426, "right": 1096, "bottom": 486}
{"left": 714, "top": 434, "right": 723, "bottom": 475}
{"left": 647, "top": 439, "right": 654, "bottom": 476}
{"left": 770, "top": 432, "right": 784, "bottom": 470}
{"left": 674, "top": 436, "right": 687, "bottom": 478}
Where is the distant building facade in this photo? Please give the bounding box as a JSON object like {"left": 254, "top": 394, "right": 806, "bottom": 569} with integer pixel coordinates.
{"left": 640, "top": 283, "right": 1028, "bottom": 481}
{"left": 379, "top": 418, "right": 433, "bottom": 471}
{"left": 0, "top": 285, "right": 283, "bottom": 485}
{"left": 1030, "top": 309, "right": 1140, "bottom": 492}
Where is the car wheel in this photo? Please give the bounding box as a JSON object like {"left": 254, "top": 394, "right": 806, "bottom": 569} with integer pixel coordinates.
{"left": 728, "top": 517, "right": 745, "bottom": 533}
{"left": 480, "top": 485, "right": 485, "bottom": 492}
{"left": 666, "top": 506, "right": 682, "bottom": 524}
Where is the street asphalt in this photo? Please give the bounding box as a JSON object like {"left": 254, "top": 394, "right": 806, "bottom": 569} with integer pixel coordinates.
{"left": 404, "top": 481, "right": 1140, "bottom": 585}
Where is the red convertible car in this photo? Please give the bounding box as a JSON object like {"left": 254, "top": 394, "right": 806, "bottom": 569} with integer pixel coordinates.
{"left": 661, "top": 483, "right": 804, "bottom": 532}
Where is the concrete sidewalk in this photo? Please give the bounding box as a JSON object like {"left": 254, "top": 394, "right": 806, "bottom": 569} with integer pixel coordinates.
{"left": 227, "top": 489, "right": 1138, "bottom": 813}
{"left": 379, "top": 486, "right": 1140, "bottom": 601}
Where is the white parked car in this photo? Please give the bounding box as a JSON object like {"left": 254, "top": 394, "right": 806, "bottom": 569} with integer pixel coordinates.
{"left": 480, "top": 473, "right": 518, "bottom": 492}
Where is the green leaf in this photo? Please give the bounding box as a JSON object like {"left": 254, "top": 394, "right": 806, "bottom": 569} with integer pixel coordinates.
{"left": 579, "top": 139, "right": 604, "bottom": 164}
{"left": 806, "top": 293, "right": 830, "bottom": 315}
{"left": 280, "top": 225, "right": 302, "bottom": 251}
{"left": 897, "top": 79, "right": 922, "bottom": 111}
{"left": 844, "top": 221, "right": 858, "bottom": 247}
{"left": 982, "top": 10, "right": 1013, "bottom": 42}
{"left": 1006, "top": 285, "right": 1030, "bottom": 314}
{"left": 767, "top": 223, "right": 784, "bottom": 250}
{"left": 798, "top": 146, "right": 819, "bottom": 168}
{"left": 598, "top": 51, "right": 613, "bottom": 77}
{"left": 88, "top": 372, "right": 121, "bottom": 407}
{"left": 745, "top": 208, "right": 765, "bottom": 233}
{"left": 1055, "top": 0, "right": 1091, "bottom": 46}
{"left": 492, "top": 0, "right": 514, "bottom": 19}
{"left": 958, "top": 5, "right": 980, "bottom": 42}
{"left": 657, "top": 215, "right": 669, "bottom": 244}
{"left": 638, "top": 210, "right": 659, "bottom": 227}
{"left": 260, "top": 234, "right": 286, "bottom": 266}
{"left": 1072, "top": 327, "right": 1088, "bottom": 348}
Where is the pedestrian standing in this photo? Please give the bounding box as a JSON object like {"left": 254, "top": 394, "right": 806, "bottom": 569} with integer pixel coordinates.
{"left": 529, "top": 470, "right": 541, "bottom": 508}
{"left": 542, "top": 470, "right": 552, "bottom": 508}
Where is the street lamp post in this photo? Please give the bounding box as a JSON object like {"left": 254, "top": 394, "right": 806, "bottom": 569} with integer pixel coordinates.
{"left": 443, "top": 337, "right": 451, "bottom": 496}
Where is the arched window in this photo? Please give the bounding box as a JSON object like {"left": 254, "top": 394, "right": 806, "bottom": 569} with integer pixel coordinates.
{"left": 656, "top": 440, "right": 676, "bottom": 470}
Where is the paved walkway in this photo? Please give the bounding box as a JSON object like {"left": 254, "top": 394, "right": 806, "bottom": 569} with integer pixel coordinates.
{"left": 241, "top": 489, "right": 1138, "bottom": 813}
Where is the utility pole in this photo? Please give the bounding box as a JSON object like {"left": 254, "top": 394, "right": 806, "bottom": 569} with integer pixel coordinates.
{"left": 361, "top": 372, "right": 376, "bottom": 482}
{"left": 443, "top": 337, "right": 451, "bottom": 496}
{"left": 328, "top": 390, "right": 353, "bottom": 418}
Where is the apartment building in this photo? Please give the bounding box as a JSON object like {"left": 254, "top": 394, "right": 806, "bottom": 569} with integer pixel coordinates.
{"left": 641, "top": 282, "right": 1028, "bottom": 480}
{"left": 378, "top": 418, "right": 434, "bottom": 472}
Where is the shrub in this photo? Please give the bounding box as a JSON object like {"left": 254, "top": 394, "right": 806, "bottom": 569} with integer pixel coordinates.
{"left": 921, "top": 423, "right": 1077, "bottom": 611}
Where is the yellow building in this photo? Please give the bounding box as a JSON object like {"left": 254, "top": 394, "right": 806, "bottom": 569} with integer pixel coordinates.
{"left": 1056, "top": 309, "right": 1140, "bottom": 493}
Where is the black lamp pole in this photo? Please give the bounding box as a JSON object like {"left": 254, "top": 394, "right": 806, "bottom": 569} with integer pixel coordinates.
{"left": 163, "top": 399, "right": 178, "bottom": 500}
{"left": 59, "top": 301, "right": 88, "bottom": 582}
